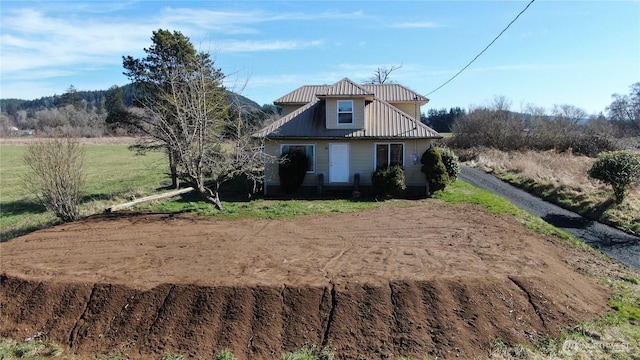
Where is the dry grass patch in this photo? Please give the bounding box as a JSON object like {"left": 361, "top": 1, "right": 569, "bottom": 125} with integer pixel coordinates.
{"left": 470, "top": 149, "right": 640, "bottom": 235}
{"left": 475, "top": 149, "right": 595, "bottom": 189}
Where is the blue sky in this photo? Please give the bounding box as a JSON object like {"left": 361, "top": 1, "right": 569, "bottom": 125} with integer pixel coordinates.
{"left": 1, "top": 0, "right": 638, "bottom": 115}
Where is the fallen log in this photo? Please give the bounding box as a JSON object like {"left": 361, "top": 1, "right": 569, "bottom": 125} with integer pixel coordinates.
{"left": 105, "top": 187, "right": 194, "bottom": 213}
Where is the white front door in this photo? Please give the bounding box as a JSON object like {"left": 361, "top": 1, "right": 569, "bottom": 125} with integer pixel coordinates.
{"left": 329, "top": 143, "right": 349, "bottom": 183}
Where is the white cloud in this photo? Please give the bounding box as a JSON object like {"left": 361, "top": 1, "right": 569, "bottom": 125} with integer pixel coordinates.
{"left": 1, "top": 7, "right": 153, "bottom": 76}
{"left": 0, "top": 4, "right": 341, "bottom": 81}
{"left": 157, "top": 7, "right": 366, "bottom": 36}
{"left": 219, "top": 40, "right": 323, "bottom": 52}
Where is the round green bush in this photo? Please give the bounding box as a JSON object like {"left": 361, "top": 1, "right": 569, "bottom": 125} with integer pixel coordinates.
{"left": 371, "top": 165, "right": 406, "bottom": 197}
{"left": 588, "top": 151, "right": 640, "bottom": 204}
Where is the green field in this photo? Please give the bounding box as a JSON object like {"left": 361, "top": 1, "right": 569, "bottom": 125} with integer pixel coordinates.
{"left": 0, "top": 144, "right": 169, "bottom": 241}
{"left": 0, "top": 143, "right": 382, "bottom": 240}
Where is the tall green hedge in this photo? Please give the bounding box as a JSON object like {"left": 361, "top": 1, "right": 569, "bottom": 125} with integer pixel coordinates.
{"left": 420, "top": 147, "right": 450, "bottom": 193}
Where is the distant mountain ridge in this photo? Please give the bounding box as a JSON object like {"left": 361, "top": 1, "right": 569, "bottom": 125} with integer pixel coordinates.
{"left": 0, "top": 84, "right": 263, "bottom": 115}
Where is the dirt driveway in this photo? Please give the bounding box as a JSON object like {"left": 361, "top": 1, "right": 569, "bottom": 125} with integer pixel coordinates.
{"left": 0, "top": 200, "right": 615, "bottom": 359}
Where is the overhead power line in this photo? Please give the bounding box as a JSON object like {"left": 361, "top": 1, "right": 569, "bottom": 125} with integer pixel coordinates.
{"left": 426, "top": 0, "right": 536, "bottom": 96}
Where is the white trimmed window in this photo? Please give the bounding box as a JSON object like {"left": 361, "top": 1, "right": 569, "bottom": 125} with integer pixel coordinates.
{"left": 280, "top": 144, "right": 315, "bottom": 173}
{"left": 337, "top": 100, "right": 354, "bottom": 124}
{"left": 375, "top": 143, "right": 404, "bottom": 170}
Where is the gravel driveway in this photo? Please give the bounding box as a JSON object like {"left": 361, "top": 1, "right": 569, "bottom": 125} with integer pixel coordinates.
{"left": 460, "top": 166, "right": 640, "bottom": 271}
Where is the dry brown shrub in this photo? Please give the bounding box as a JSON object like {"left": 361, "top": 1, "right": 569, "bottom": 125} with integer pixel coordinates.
{"left": 23, "top": 136, "right": 86, "bottom": 222}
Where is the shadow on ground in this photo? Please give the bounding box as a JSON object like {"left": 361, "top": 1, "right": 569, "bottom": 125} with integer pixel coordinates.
{"left": 542, "top": 213, "right": 594, "bottom": 230}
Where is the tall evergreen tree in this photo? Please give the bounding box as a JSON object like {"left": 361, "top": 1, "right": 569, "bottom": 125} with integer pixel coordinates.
{"left": 112, "top": 29, "right": 263, "bottom": 209}
{"left": 121, "top": 29, "right": 205, "bottom": 188}
{"left": 58, "top": 85, "right": 83, "bottom": 110}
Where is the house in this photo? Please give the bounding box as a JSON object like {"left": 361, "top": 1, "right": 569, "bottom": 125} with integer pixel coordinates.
{"left": 253, "top": 78, "right": 442, "bottom": 196}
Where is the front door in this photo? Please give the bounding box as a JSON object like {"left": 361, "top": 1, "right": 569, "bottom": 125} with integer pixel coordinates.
{"left": 329, "top": 143, "right": 349, "bottom": 183}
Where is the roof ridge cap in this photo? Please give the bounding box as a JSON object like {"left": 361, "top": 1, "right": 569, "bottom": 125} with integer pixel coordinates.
{"left": 340, "top": 77, "right": 374, "bottom": 94}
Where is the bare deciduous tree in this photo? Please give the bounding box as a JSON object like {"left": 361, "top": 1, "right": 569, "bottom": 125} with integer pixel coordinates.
{"left": 23, "top": 136, "right": 86, "bottom": 222}
{"left": 115, "top": 29, "right": 265, "bottom": 210}
{"left": 552, "top": 104, "right": 587, "bottom": 124}
{"left": 449, "top": 96, "right": 617, "bottom": 156}
{"left": 366, "top": 64, "right": 403, "bottom": 84}
{"left": 149, "top": 62, "right": 264, "bottom": 209}
{"left": 607, "top": 82, "right": 640, "bottom": 134}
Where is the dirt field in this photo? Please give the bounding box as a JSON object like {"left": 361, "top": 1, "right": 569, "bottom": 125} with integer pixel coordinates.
{"left": 0, "top": 200, "right": 615, "bottom": 359}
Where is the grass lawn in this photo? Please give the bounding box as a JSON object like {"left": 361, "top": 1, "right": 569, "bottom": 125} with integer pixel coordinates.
{"left": 139, "top": 190, "right": 382, "bottom": 220}
{"left": 0, "top": 144, "right": 169, "bottom": 241}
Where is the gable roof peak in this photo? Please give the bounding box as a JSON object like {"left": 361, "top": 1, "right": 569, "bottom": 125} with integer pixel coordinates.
{"left": 273, "top": 77, "right": 429, "bottom": 105}
{"left": 317, "top": 77, "right": 374, "bottom": 97}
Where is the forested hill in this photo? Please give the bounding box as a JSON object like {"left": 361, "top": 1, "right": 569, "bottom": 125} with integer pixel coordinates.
{"left": 0, "top": 84, "right": 263, "bottom": 117}
{"left": 0, "top": 84, "right": 278, "bottom": 138}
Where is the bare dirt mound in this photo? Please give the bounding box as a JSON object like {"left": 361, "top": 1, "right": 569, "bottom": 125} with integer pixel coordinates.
{"left": 0, "top": 201, "right": 611, "bottom": 359}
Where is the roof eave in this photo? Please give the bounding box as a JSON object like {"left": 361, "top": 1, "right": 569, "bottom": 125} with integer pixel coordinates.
{"left": 273, "top": 101, "right": 307, "bottom": 106}
{"left": 263, "top": 135, "right": 443, "bottom": 140}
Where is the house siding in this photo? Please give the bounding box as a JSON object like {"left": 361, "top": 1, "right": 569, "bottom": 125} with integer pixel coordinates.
{"left": 393, "top": 103, "right": 420, "bottom": 120}
{"left": 279, "top": 104, "right": 304, "bottom": 117}
{"left": 264, "top": 138, "right": 433, "bottom": 195}
{"left": 349, "top": 142, "right": 371, "bottom": 184}
{"left": 403, "top": 139, "right": 433, "bottom": 185}
{"left": 325, "top": 98, "right": 366, "bottom": 130}
{"left": 350, "top": 140, "right": 431, "bottom": 186}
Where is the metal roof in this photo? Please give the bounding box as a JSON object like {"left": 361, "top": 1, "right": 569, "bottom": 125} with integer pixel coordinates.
{"left": 253, "top": 98, "right": 441, "bottom": 140}
{"left": 273, "top": 78, "right": 429, "bottom": 105}
{"left": 255, "top": 78, "right": 439, "bottom": 140}
{"left": 317, "top": 78, "right": 374, "bottom": 97}
{"left": 273, "top": 85, "right": 327, "bottom": 104}
{"left": 361, "top": 84, "right": 428, "bottom": 104}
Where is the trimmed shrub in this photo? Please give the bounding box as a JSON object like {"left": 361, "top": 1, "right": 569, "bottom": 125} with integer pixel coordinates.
{"left": 279, "top": 149, "right": 308, "bottom": 194}
{"left": 371, "top": 165, "right": 406, "bottom": 197}
{"left": 438, "top": 147, "right": 460, "bottom": 181}
{"left": 588, "top": 151, "right": 640, "bottom": 204}
{"left": 420, "top": 147, "right": 450, "bottom": 193}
